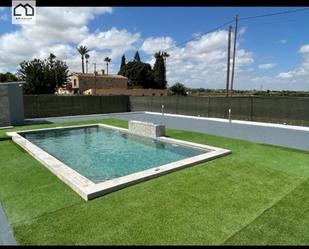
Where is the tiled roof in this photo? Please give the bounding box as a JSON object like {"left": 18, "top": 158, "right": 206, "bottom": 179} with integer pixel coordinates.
{"left": 72, "top": 72, "right": 127, "bottom": 79}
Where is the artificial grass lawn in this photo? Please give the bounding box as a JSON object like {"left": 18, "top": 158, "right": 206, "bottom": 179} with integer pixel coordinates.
{"left": 0, "top": 118, "right": 309, "bottom": 245}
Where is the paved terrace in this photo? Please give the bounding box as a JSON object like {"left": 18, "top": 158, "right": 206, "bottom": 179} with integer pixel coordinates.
{"left": 0, "top": 203, "right": 17, "bottom": 245}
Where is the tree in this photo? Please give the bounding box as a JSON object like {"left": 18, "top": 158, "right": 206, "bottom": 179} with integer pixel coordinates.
{"left": 153, "top": 51, "right": 167, "bottom": 89}
{"left": 119, "top": 61, "right": 154, "bottom": 88}
{"left": 17, "top": 54, "right": 69, "bottom": 94}
{"left": 162, "top": 51, "right": 169, "bottom": 84}
{"left": 118, "top": 54, "right": 126, "bottom": 74}
{"left": 77, "top": 45, "right": 89, "bottom": 73}
{"left": 48, "top": 53, "right": 56, "bottom": 65}
{"left": 0, "top": 72, "right": 18, "bottom": 82}
{"left": 162, "top": 51, "right": 170, "bottom": 65}
{"left": 170, "top": 82, "right": 187, "bottom": 96}
{"left": 104, "top": 57, "right": 111, "bottom": 75}
{"left": 48, "top": 53, "right": 58, "bottom": 87}
{"left": 133, "top": 51, "right": 141, "bottom": 62}
{"left": 85, "top": 54, "right": 90, "bottom": 73}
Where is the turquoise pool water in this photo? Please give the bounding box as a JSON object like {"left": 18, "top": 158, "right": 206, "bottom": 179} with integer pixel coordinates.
{"left": 21, "top": 126, "right": 207, "bottom": 183}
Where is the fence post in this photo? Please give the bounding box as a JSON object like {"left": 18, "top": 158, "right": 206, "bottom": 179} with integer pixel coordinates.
{"left": 250, "top": 96, "right": 253, "bottom": 121}
{"left": 128, "top": 96, "right": 131, "bottom": 112}
{"left": 99, "top": 96, "right": 102, "bottom": 113}
{"left": 207, "top": 96, "right": 210, "bottom": 117}
{"left": 175, "top": 95, "right": 179, "bottom": 114}
{"left": 35, "top": 95, "right": 38, "bottom": 118}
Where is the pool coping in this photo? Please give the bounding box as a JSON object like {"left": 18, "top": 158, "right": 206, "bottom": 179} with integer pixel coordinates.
{"left": 7, "top": 123, "right": 231, "bottom": 201}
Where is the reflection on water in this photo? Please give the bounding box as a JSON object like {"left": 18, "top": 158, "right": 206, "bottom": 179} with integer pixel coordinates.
{"left": 20, "top": 126, "right": 208, "bottom": 183}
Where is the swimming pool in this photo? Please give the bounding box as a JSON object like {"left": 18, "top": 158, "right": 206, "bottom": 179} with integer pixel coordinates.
{"left": 7, "top": 123, "right": 231, "bottom": 200}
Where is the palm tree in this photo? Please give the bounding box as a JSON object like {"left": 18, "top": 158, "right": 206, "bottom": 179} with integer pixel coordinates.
{"left": 85, "top": 54, "right": 90, "bottom": 73}
{"left": 162, "top": 51, "right": 170, "bottom": 85}
{"left": 77, "top": 45, "right": 89, "bottom": 73}
{"left": 104, "top": 57, "right": 111, "bottom": 75}
{"left": 154, "top": 51, "right": 162, "bottom": 59}
{"left": 48, "top": 53, "right": 56, "bottom": 65}
{"left": 162, "top": 51, "right": 170, "bottom": 65}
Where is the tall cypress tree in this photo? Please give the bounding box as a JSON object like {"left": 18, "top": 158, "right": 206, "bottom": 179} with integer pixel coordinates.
{"left": 133, "top": 51, "right": 141, "bottom": 62}
{"left": 118, "top": 54, "right": 126, "bottom": 74}
{"left": 153, "top": 51, "right": 166, "bottom": 89}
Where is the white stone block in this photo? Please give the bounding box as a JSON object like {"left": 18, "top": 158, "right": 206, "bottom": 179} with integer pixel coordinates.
{"left": 128, "top": 120, "right": 165, "bottom": 138}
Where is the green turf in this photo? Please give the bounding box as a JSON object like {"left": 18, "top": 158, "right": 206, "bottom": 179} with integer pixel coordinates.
{"left": 224, "top": 179, "right": 309, "bottom": 245}
{"left": 0, "top": 118, "right": 308, "bottom": 245}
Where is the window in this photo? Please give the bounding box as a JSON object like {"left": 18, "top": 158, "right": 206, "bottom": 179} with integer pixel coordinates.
{"left": 73, "top": 79, "right": 77, "bottom": 87}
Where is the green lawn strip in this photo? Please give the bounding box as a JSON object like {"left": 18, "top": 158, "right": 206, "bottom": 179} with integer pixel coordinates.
{"left": 166, "top": 128, "right": 309, "bottom": 178}
{"left": 0, "top": 119, "right": 126, "bottom": 224}
{"left": 0, "top": 118, "right": 128, "bottom": 139}
{"left": 2, "top": 181, "right": 83, "bottom": 225}
{"left": 12, "top": 160, "right": 302, "bottom": 245}
{"left": 0, "top": 141, "right": 58, "bottom": 199}
{"left": 0, "top": 118, "right": 308, "bottom": 244}
{"left": 224, "top": 178, "right": 309, "bottom": 245}
{"left": 0, "top": 140, "right": 84, "bottom": 224}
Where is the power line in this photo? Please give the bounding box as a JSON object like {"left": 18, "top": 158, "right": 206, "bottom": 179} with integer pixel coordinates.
{"left": 239, "top": 7, "right": 309, "bottom": 21}
{"left": 162, "top": 19, "right": 234, "bottom": 52}
{"left": 162, "top": 7, "right": 309, "bottom": 53}
{"left": 135, "top": 7, "right": 309, "bottom": 63}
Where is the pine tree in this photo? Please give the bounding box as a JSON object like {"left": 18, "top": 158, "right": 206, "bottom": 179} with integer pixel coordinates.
{"left": 119, "top": 55, "right": 126, "bottom": 74}
{"left": 133, "top": 51, "right": 141, "bottom": 62}
{"left": 153, "top": 51, "right": 166, "bottom": 89}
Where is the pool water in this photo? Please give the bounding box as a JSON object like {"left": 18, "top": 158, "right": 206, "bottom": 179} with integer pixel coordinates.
{"left": 21, "top": 126, "right": 208, "bottom": 183}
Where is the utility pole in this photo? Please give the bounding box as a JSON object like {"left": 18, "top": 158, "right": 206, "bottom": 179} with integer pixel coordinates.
{"left": 225, "top": 24, "right": 232, "bottom": 97}
{"left": 230, "top": 15, "right": 238, "bottom": 96}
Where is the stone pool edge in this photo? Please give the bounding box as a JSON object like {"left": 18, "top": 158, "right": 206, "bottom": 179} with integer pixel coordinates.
{"left": 7, "top": 123, "right": 231, "bottom": 201}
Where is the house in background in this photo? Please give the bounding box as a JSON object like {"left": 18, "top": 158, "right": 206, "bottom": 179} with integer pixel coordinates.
{"left": 70, "top": 72, "right": 167, "bottom": 96}
{"left": 71, "top": 72, "right": 128, "bottom": 94}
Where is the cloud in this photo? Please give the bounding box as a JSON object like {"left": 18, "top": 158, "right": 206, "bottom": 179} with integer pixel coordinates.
{"left": 0, "top": 7, "right": 308, "bottom": 90}
{"left": 276, "top": 44, "right": 309, "bottom": 80}
{"left": 258, "top": 63, "right": 276, "bottom": 69}
{"left": 277, "top": 72, "right": 293, "bottom": 79}
{"left": 141, "top": 37, "right": 175, "bottom": 55}
{"left": 142, "top": 30, "right": 254, "bottom": 89}
{"left": 0, "top": 7, "right": 141, "bottom": 74}
{"left": 299, "top": 44, "right": 309, "bottom": 54}
{"left": 238, "top": 26, "right": 246, "bottom": 35}
{"left": 0, "top": 7, "right": 8, "bottom": 21}
{"left": 280, "top": 39, "right": 288, "bottom": 44}
{"left": 250, "top": 43, "right": 309, "bottom": 90}
{"left": 80, "top": 27, "right": 141, "bottom": 58}
{"left": 0, "top": 14, "right": 8, "bottom": 21}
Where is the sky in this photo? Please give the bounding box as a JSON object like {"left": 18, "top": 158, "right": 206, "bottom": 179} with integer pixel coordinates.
{"left": 0, "top": 6, "right": 309, "bottom": 90}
